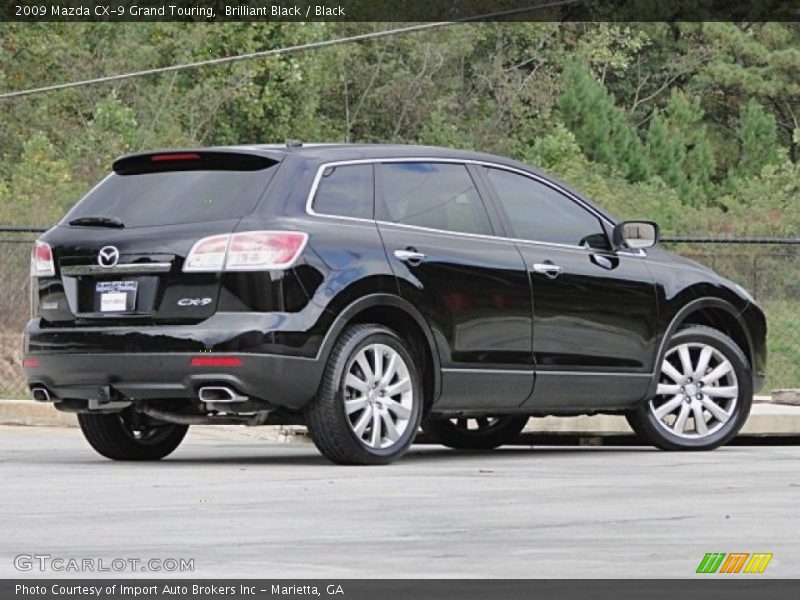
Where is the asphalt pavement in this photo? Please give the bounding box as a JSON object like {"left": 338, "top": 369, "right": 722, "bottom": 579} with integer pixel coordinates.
{"left": 1, "top": 425, "right": 798, "bottom": 578}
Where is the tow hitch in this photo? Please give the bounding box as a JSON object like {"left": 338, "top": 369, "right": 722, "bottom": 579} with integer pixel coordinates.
{"left": 87, "top": 385, "right": 132, "bottom": 412}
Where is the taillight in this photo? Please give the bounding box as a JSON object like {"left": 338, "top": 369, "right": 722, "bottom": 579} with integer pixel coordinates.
{"left": 226, "top": 231, "right": 308, "bottom": 271}
{"left": 31, "top": 241, "right": 55, "bottom": 277}
{"left": 183, "top": 234, "right": 230, "bottom": 272}
{"left": 183, "top": 231, "right": 308, "bottom": 273}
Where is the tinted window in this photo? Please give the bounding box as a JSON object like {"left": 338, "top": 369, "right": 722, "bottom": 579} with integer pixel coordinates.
{"left": 65, "top": 167, "right": 277, "bottom": 228}
{"left": 378, "top": 163, "right": 492, "bottom": 236}
{"left": 484, "top": 168, "right": 608, "bottom": 248}
{"left": 313, "top": 164, "right": 373, "bottom": 219}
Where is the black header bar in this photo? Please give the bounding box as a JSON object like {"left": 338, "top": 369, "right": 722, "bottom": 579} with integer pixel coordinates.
{"left": 4, "top": 579, "right": 800, "bottom": 600}
{"left": 3, "top": 0, "right": 800, "bottom": 22}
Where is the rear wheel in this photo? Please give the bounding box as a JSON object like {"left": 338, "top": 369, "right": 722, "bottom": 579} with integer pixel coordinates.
{"left": 77, "top": 409, "right": 188, "bottom": 461}
{"left": 626, "top": 325, "right": 752, "bottom": 451}
{"left": 305, "top": 324, "right": 423, "bottom": 465}
{"left": 422, "top": 415, "right": 529, "bottom": 449}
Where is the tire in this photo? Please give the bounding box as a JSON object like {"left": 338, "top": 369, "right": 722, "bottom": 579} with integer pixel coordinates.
{"left": 305, "top": 324, "right": 423, "bottom": 465}
{"left": 77, "top": 409, "right": 188, "bottom": 461}
{"left": 626, "top": 325, "right": 752, "bottom": 451}
{"left": 422, "top": 415, "right": 529, "bottom": 450}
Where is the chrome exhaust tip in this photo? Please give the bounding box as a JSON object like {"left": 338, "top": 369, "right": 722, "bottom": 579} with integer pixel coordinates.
{"left": 198, "top": 386, "right": 248, "bottom": 403}
{"left": 31, "top": 387, "right": 51, "bottom": 402}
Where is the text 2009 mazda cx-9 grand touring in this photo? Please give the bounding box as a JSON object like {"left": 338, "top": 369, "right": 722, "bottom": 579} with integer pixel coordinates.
{"left": 23, "top": 143, "right": 767, "bottom": 464}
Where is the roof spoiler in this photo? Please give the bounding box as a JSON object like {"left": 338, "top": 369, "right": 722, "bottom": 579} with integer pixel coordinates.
{"left": 112, "top": 151, "right": 278, "bottom": 175}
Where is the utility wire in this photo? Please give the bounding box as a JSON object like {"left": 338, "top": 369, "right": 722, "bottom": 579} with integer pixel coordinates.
{"left": 0, "top": 0, "right": 583, "bottom": 100}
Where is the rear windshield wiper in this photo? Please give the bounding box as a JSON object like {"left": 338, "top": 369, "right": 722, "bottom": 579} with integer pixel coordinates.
{"left": 68, "top": 216, "right": 125, "bottom": 228}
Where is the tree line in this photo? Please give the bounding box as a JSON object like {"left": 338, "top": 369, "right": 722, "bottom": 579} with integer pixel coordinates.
{"left": 1, "top": 22, "right": 798, "bottom": 236}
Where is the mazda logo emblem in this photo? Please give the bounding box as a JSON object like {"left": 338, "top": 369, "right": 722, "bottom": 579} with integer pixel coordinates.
{"left": 97, "top": 246, "right": 120, "bottom": 268}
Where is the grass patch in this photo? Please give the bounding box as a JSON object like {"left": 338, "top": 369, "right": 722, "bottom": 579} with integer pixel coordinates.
{"left": 762, "top": 299, "right": 800, "bottom": 392}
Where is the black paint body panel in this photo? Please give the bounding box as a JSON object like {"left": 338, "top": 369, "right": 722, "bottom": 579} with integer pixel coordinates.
{"left": 24, "top": 144, "right": 766, "bottom": 414}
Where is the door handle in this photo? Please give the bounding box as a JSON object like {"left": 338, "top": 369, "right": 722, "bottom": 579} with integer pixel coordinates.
{"left": 394, "top": 249, "right": 426, "bottom": 265}
{"left": 532, "top": 262, "right": 563, "bottom": 279}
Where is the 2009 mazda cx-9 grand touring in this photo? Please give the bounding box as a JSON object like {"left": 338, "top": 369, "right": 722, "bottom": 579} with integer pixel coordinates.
{"left": 23, "top": 143, "right": 766, "bottom": 464}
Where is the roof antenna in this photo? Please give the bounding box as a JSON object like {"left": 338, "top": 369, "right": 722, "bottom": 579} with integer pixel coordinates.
{"left": 285, "top": 140, "right": 303, "bottom": 149}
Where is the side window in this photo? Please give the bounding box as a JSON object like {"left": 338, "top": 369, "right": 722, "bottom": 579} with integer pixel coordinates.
{"left": 484, "top": 167, "right": 609, "bottom": 249}
{"left": 377, "top": 162, "right": 493, "bottom": 236}
{"left": 312, "top": 164, "right": 373, "bottom": 219}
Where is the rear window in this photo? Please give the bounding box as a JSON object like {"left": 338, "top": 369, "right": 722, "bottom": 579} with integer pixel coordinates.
{"left": 64, "top": 160, "right": 278, "bottom": 228}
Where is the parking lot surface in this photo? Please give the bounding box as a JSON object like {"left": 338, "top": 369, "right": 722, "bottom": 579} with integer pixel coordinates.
{"left": 1, "top": 425, "right": 797, "bottom": 578}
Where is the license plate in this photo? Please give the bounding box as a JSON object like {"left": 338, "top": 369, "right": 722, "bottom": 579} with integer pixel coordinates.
{"left": 95, "top": 281, "right": 137, "bottom": 312}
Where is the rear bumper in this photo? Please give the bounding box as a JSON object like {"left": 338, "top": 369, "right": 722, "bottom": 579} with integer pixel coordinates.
{"left": 23, "top": 352, "right": 323, "bottom": 410}
{"left": 22, "top": 310, "right": 332, "bottom": 409}
{"left": 23, "top": 310, "right": 330, "bottom": 357}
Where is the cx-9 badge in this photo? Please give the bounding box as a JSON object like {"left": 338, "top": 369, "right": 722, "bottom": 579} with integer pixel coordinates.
{"left": 177, "top": 297, "right": 212, "bottom": 307}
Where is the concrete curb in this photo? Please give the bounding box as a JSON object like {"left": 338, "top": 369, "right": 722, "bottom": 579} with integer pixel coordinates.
{"left": 0, "top": 400, "right": 76, "bottom": 428}
{"left": 2, "top": 399, "right": 799, "bottom": 443}
{"left": 521, "top": 402, "right": 800, "bottom": 436}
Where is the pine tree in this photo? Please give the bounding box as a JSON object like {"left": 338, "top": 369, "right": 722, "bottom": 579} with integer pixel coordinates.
{"left": 684, "top": 131, "right": 716, "bottom": 202}
{"left": 612, "top": 120, "right": 651, "bottom": 181}
{"left": 666, "top": 91, "right": 716, "bottom": 204}
{"left": 558, "top": 62, "right": 615, "bottom": 165}
{"left": 646, "top": 110, "right": 685, "bottom": 190}
{"left": 737, "top": 99, "right": 781, "bottom": 177}
{"left": 558, "top": 61, "right": 648, "bottom": 181}
{"left": 643, "top": 90, "right": 716, "bottom": 205}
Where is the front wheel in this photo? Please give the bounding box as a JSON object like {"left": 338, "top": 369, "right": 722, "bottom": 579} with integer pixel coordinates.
{"left": 77, "top": 409, "right": 188, "bottom": 460}
{"left": 305, "top": 324, "right": 423, "bottom": 465}
{"left": 422, "top": 415, "right": 529, "bottom": 449}
{"left": 626, "top": 325, "right": 752, "bottom": 451}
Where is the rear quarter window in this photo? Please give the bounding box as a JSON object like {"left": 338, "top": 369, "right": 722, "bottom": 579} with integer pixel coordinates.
{"left": 312, "top": 164, "right": 374, "bottom": 219}
{"left": 64, "top": 164, "right": 278, "bottom": 228}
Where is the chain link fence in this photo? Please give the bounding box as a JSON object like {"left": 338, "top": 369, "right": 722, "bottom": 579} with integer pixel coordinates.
{"left": 0, "top": 229, "right": 798, "bottom": 398}
{"left": 661, "top": 238, "right": 800, "bottom": 394}
{"left": 0, "top": 229, "right": 38, "bottom": 398}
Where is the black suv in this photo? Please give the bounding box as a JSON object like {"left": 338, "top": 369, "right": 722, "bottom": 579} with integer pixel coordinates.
{"left": 23, "top": 143, "right": 767, "bottom": 464}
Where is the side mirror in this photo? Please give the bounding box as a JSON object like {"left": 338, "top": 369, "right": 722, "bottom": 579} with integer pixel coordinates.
{"left": 612, "top": 220, "right": 659, "bottom": 250}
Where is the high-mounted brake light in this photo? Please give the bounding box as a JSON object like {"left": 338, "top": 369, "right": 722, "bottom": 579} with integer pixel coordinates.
{"left": 183, "top": 231, "right": 308, "bottom": 273}
{"left": 150, "top": 153, "right": 201, "bottom": 162}
{"left": 31, "top": 241, "right": 55, "bottom": 277}
{"left": 190, "top": 356, "right": 243, "bottom": 367}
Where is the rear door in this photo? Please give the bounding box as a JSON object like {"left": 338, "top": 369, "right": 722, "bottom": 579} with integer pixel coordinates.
{"left": 478, "top": 165, "right": 659, "bottom": 412}
{"left": 375, "top": 161, "right": 533, "bottom": 410}
{"left": 37, "top": 151, "right": 280, "bottom": 325}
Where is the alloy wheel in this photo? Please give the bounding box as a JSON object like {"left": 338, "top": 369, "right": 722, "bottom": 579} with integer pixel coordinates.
{"left": 343, "top": 343, "right": 414, "bottom": 449}
{"left": 649, "top": 342, "right": 739, "bottom": 439}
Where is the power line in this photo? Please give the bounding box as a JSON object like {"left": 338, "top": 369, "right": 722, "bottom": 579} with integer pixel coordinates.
{"left": 0, "top": 0, "right": 583, "bottom": 100}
